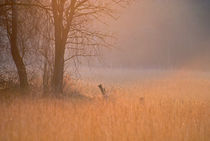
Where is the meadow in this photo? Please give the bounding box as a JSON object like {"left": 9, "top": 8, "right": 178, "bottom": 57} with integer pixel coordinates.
{"left": 0, "top": 69, "right": 209, "bottom": 141}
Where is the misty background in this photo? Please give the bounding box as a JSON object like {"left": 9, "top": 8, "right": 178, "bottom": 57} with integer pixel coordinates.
{"left": 85, "top": 0, "right": 210, "bottom": 71}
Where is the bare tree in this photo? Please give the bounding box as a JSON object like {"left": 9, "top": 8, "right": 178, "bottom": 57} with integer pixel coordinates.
{"left": 0, "top": 0, "right": 46, "bottom": 90}
{"left": 0, "top": 0, "right": 132, "bottom": 93}
{"left": 49, "top": 0, "right": 131, "bottom": 93}
{"left": 0, "top": 0, "right": 29, "bottom": 89}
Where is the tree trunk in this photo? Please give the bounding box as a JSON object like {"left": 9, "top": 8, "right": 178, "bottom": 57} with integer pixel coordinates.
{"left": 43, "top": 57, "right": 49, "bottom": 92}
{"left": 43, "top": 46, "right": 51, "bottom": 93}
{"left": 10, "top": 1, "right": 28, "bottom": 90}
{"left": 52, "top": 43, "right": 65, "bottom": 93}
{"left": 51, "top": 0, "right": 73, "bottom": 94}
{"left": 52, "top": 19, "right": 65, "bottom": 93}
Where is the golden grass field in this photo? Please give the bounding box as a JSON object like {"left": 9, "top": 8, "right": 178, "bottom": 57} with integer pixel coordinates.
{"left": 0, "top": 70, "right": 210, "bottom": 141}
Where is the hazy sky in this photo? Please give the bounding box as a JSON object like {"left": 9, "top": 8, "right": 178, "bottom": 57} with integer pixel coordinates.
{"left": 97, "top": 0, "right": 210, "bottom": 70}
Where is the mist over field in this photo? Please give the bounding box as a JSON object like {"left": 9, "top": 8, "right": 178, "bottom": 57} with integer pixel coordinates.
{"left": 85, "top": 0, "right": 210, "bottom": 71}
{"left": 0, "top": 0, "right": 210, "bottom": 141}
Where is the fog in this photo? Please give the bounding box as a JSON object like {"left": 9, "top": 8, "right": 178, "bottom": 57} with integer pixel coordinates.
{"left": 90, "top": 0, "right": 210, "bottom": 71}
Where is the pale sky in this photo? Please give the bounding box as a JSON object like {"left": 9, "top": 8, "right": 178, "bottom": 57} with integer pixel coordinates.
{"left": 97, "top": 0, "right": 210, "bottom": 70}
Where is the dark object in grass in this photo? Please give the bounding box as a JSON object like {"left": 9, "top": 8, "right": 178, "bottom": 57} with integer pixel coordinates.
{"left": 98, "top": 84, "right": 108, "bottom": 98}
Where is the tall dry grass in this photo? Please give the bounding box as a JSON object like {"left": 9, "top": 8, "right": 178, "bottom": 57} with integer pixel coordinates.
{"left": 0, "top": 71, "right": 210, "bottom": 141}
